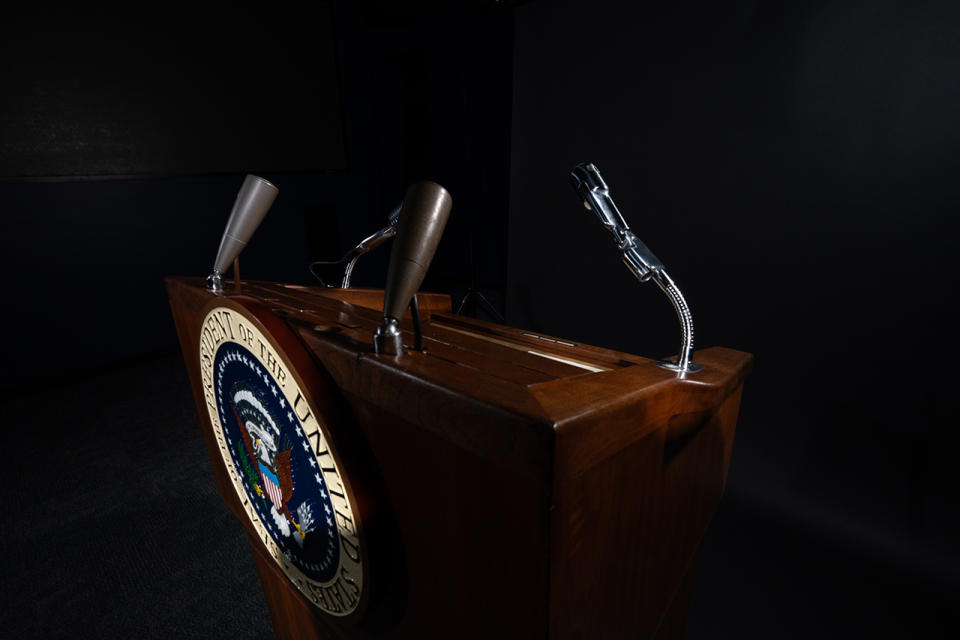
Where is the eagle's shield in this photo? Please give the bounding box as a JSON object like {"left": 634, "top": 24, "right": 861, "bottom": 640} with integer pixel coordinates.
{"left": 258, "top": 460, "right": 284, "bottom": 513}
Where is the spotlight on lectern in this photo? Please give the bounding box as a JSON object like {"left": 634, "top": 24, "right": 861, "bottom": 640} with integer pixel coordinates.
{"left": 206, "top": 175, "right": 279, "bottom": 291}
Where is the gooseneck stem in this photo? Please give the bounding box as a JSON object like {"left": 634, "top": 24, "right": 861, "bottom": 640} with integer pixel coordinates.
{"left": 569, "top": 162, "right": 701, "bottom": 374}
{"left": 651, "top": 270, "right": 696, "bottom": 373}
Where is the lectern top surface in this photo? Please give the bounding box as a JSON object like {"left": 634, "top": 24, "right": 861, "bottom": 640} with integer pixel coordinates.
{"left": 223, "top": 279, "right": 647, "bottom": 377}
{"left": 168, "top": 277, "right": 751, "bottom": 433}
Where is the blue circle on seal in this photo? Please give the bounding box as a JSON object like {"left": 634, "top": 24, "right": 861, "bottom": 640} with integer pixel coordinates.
{"left": 214, "top": 342, "right": 340, "bottom": 583}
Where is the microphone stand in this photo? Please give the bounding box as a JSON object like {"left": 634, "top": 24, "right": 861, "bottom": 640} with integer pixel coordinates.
{"left": 570, "top": 163, "right": 702, "bottom": 374}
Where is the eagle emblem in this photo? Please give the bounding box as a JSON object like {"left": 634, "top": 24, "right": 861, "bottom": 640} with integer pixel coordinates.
{"left": 201, "top": 306, "right": 363, "bottom": 615}
{"left": 229, "top": 384, "right": 318, "bottom": 545}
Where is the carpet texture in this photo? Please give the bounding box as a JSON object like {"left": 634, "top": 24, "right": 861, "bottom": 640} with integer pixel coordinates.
{"left": 1, "top": 353, "right": 275, "bottom": 639}
{"left": 1, "top": 353, "right": 953, "bottom": 638}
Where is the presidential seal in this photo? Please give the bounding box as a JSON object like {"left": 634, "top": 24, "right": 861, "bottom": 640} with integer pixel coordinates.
{"left": 198, "top": 304, "right": 364, "bottom": 616}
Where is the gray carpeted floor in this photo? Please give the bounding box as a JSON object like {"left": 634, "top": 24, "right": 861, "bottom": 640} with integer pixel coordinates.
{"left": 1, "top": 353, "right": 274, "bottom": 639}
{"left": 2, "top": 353, "right": 953, "bottom": 638}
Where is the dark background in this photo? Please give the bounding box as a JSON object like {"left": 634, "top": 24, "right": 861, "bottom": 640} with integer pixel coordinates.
{"left": 2, "top": 0, "right": 957, "bottom": 637}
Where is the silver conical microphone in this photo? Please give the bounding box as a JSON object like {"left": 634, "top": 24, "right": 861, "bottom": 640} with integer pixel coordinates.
{"left": 373, "top": 181, "right": 452, "bottom": 355}
{"left": 207, "top": 175, "right": 279, "bottom": 291}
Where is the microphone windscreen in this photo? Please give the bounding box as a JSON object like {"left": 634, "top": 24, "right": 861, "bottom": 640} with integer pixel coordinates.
{"left": 213, "top": 175, "right": 279, "bottom": 275}
{"left": 382, "top": 181, "right": 452, "bottom": 321}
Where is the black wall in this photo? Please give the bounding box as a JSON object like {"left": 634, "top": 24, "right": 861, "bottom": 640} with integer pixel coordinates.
{"left": 1, "top": 1, "right": 514, "bottom": 391}
{"left": 0, "top": 7, "right": 346, "bottom": 178}
{"left": 508, "top": 0, "right": 958, "bottom": 591}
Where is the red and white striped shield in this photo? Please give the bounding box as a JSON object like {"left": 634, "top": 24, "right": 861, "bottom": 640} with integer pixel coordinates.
{"left": 258, "top": 461, "right": 284, "bottom": 512}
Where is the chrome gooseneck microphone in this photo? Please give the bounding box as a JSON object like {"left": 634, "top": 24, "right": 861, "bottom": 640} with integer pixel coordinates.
{"left": 309, "top": 203, "right": 402, "bottom": 288}
{"left": 569, "top": 163, "right": 702, "bottom": 374}
{"left": 206, "top": 175, "right": 279, "bottom": 291}
{"left": 373, "top": 181, "right": 452, "bottom": 355}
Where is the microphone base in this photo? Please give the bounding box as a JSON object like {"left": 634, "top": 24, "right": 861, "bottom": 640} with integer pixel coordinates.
{"left": 206, "top": 273, "right": 224, "bottom": 292}
{"left": 373, "top": 318, "right": 404, "bottom": 355}
{"left": 655, "top": 359, "right": 704, "bottom": 374}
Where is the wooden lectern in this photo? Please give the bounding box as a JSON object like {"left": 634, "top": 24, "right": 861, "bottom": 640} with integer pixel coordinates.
{"left": 167, "top": 278, "right": 751, "bottom": 639}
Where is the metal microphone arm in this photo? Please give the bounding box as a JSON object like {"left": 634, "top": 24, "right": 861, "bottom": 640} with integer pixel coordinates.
{"left": 341, "top": 203, "right": 402, "bottom": 288}
{"left": 569, "top": 162, "right": 701, "bottom": 374}
{"left": 318, "top": 203, "right": 402, "bottom": 289}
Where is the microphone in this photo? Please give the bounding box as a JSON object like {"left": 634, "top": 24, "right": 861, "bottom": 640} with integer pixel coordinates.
{"left": 373, "top": 181, "right": 452, "bottom": 355}
{"left": 207, "top": 175, "right": 279, "bottom": 291}
{"left": 569, "top": 162, "right": 663, "bottom": 282}
{"left": 569, "top": 163, "right": 702, "bottom": 374}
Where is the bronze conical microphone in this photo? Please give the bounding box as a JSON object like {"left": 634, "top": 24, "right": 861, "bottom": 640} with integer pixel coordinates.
{"left": 374, "top": 181, "right": 452, "bottom": 354}
{"left": 207, "top": 175, "right": 279, "bottom": 291}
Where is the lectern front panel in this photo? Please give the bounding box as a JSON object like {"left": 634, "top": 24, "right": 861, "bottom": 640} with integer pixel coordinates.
{"left": 167, "top": 277, "right": 751, "bottom": 639}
